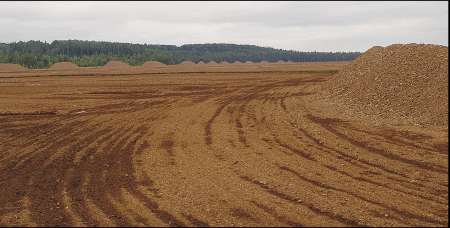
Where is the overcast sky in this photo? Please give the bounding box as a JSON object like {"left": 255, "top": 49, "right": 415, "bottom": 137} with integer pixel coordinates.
{"left": 0, "top": 1, "right": 448, "bottom": 52}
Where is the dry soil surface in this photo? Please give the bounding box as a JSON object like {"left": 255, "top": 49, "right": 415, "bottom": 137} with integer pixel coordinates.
{"left": 0, "top": 62, "right": 447, "bottom": 227}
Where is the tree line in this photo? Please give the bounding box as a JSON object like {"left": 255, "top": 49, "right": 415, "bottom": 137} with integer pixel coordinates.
{"left": 0, "top": 40, "right": 362, "bottom": 69}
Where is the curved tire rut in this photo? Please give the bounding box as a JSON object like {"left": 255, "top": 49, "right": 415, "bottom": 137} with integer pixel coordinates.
{"left": 1, "top": 72, "right": 447, "bottom": 227}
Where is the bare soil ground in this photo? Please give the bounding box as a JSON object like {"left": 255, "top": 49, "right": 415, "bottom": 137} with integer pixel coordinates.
{"left": 0, "top": 62, "right": 447, "bottom": 227}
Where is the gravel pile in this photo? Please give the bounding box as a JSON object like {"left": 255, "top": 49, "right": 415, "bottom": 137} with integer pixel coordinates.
{"left": 48, "top": 62, "right": 80, "bottom": 70}
{"left": 0, "top": 63, "right": 29, "bottom": 72}
{"left": 319, "top": 43, "right": 448, "bottom": 126}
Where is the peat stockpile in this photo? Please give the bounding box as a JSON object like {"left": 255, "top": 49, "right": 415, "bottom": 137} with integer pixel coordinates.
{"left": 321, "top": 43, "right": 448, "bottom": 126}
{"left": 103, "top": 61, "right": 131, "bottom": 68}
{"left": 196, "top": 61, "right": 206, "bottom": 66}
{"left": 0, "top": 63, "right": 29, "bottom": 72}
{"left": 207, "top": 61, "right": 219, "bottom": 66}
{"left": 178, "top": 61, "right": 196, "bottom": 66}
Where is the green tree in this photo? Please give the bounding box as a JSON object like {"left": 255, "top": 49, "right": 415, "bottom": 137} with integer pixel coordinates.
{"left": 11, "top": 51, "right": 21, "bottom": 64}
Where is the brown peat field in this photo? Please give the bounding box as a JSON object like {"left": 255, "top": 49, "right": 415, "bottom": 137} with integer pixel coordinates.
{"left": 0, "top": 46, "right": 448, "bottom": 227}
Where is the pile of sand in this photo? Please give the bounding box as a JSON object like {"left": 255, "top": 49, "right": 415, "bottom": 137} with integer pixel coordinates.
{"left": 259, "top": 61, "right": 270, "bottom": 64}
{"left": 178, "top": 61, "right": 196, "bottom": 66}
{"left": 277, "top": 60, "right": 286, "bottom": 64}
{"left": 103, "top": 61, "right": 130, "bottom": 68}
{"left": 48, "top": 62, "right": 80, "bottom": 70}
{"left": 207, "top": 61, "right": 219, "bottom": 66}
{"left": 318, "top": 43, "right": 448, "bottom": 126}
{"left": 219, "top": 61, "right": 230, "bottom": 65}
{"left": 141, "top": 61, "right": 166, "bottom": 67}
{"left": 232, "top": 61, "right": 244, "bottom": 65}
{"left": 0, "top": 63, "right": 29, "bottom": 72}
{"left": 245, "top": 61, "right": 254, "bottom": 65}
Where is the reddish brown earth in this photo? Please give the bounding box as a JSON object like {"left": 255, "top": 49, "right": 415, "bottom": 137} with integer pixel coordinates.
{"left": 0, "top": 60, "right": 447, "bottom": 227}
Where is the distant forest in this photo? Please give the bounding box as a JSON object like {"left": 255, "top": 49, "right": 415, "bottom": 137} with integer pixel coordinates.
{"left": 0, "top": 40, "right": 362, "bottom": 69}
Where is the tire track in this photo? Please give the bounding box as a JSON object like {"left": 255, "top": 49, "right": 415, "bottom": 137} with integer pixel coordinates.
{"left": 238, "top": 175, "right": 361, "bottom": 227}
{"left": 291, "top": 124, "right": 447, "bottom": 201}
{"left": 278, "top": 165, "right": 447, "bottom": 226}
{"left": 1, "top": 71, "right": 447, "bottom": 227}
{"left": 305, "top": 114, "right": 447, "bottom": 173}
{"left": 1, "top": 101, "right": 187, "bottom": 226}
{"left": 211, "top": 74, "right": 447, "bottom": 226}
{"left": 259, "top": 108, "right": 447, "bottom": 208}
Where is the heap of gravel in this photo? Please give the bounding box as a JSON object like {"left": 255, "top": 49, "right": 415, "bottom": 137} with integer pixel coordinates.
{"left": 48, "top": 62, "right": 80, "bottom": 70}
{"left": 318, "top": 43, "right": 448, "bottom": 126}
{"left": 0, "top": 63, "right": 29, "bottom": 72}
